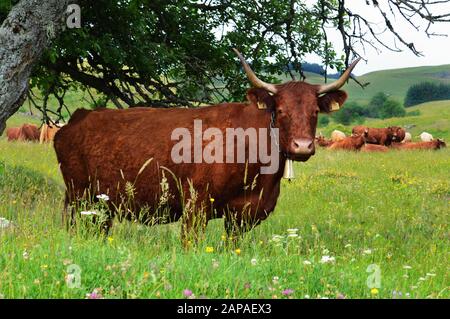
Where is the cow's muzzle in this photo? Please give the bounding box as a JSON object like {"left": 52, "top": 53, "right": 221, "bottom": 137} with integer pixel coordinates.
{"left": 289, "top": 138, "right": 315, "bottom": 160}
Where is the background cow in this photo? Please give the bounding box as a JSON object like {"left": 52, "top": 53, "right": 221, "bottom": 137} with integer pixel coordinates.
{"left": 54, "top": 50, "right": 361, "bottom": 242}
{"left": 331, "top": 130, "right": 346, "bottom": 142}
{"left": 315, "top": 135, "right": 333, "bottom": 147}
{"left": 328, "top": 132, "right": 367, "bottom": 151}
{"left": 40, "top": 123, "right": 65, "bottom": 144}
{"left": 353, "top": 125, "right": 404, "bottom": 146}
{"left": 420, "top": 132, "right": 433, "bottom": 142}
{"left": 361, "top": 144, "right": 389, "bottom": 152}
{"left": 394, "top": 139, "right": 446, "bottom": 150}
{"left": 402, "top": 132, "right": 412, "bottom": 143}
{"left": 6, "top": 124, "right": 40, "bottom": 142}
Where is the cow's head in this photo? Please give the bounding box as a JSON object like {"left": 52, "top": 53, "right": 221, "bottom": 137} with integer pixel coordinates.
{"left": 235, "top": 49, "right": 360, "bottom": 161}
{"left": 389, "top": 126, "right": 406, "bottom": 142}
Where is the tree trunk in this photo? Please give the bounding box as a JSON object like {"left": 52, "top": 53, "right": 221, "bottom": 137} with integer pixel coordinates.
{"left": 0, "top": 0, "right": 75, "bottom": 135}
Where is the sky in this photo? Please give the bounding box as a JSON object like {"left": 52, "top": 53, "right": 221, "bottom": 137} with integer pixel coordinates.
{"left": 304, "top": 1, "right": 450, "bottom": 75}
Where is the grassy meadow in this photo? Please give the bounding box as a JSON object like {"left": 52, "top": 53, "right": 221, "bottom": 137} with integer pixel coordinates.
{"left": 0, "top": 115, "right": 449, "bottom": 299}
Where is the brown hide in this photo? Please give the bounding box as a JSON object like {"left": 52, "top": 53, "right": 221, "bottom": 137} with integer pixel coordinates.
{"left": 54, "top": 83, "right": 350, "bottom": 236}
{"left": 361, "top": 144, "right": 389, "bottom": 152}
{"left": 40, "top": 123, "right": 63, "bottom": 143}
{"left": 315, "top": 136, "right": 333, "bottom": 147}
{"left": 7, "top": 124, "right": 39, "bottom": 142}
{"left": 353, "top": 125, "right": 402, "bottom": 146}
{"left": 328, "top": 134, "right": 366, "bottom": 151}
{"left": 392, "top": 140, "right": 446, "bottom": 150}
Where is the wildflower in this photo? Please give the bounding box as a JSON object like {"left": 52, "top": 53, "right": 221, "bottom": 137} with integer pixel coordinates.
{"left": 287, "top": 228, "right": 298, "bottom": 234}
{"left": 41, "top": 264, "right": 48, "bottom": 270}
{"left": 0, "top": 217, "right": 12, "bottom": 229}
{"left": 272, "top": 276, "right": 279, "bottom": 285}
{"left": 303, "top": 260, "right": 312, "bottom": 265}
{"left": 392, "top": 290, "right": 403, "bottom": 298}
{"left": 370, "top": 288, "right": 379, "bottom": 296}
{"left": 221, "top": 234, "right": 226, "bottom": 241}
{"left": 344, "top": 244, "right": 352, "bottom": 248}
{"left": 304, "top": 294, "right": 310, "bottom": 299}
{"left": 282, "top": 289, "right": 294, "bottom": 296}
{"left": 107, "top": 237, "right": 114, "bottom": 244}
{"left": 363, "top": 249, "right": 372, "bottom": 255}
{"left": 235, "top": 248, "right": 241, "bottom": 255}
{"left": 33, "top": 279, "right": 40, "bottom": 285}
{"left": 143, "top": 271, "right": 150, "bottom": 279}
{"left": 426, "top": 273, "right": 436, "bottom": 277}
{"left": 22, "top": 250, "right": 29, "bottom": 260}
{"left": 96, "top": 194, "right": 109, "bottom": 201}
{"left": 320, "top": 255, "right": 335, "bottom": 264}
{"left": 209, "top": 198, "right": 215, "bottom": 203}
{"left": 287, "top": 233, "right": 299, "bottom": 238}
{"left": 205, "top": 246, "right": 214, "bottom": 253}
{"left": 86, "top": 288, "right": 103, "bottom": 299}
{"left": 212, "top": 259, "right": 219, "bottom": 269}
{"left": 80, "top": 211, "right": 97, "bottom": 216}
{"left": 183, "top": 289, "right": 193, "bottom": 298}
{"left": 244, "top": 282, "right": 251, "bottom": 290}
{"left": 403, "top": 265, "right": 412, "bottom": 270}
{"left": 251, "top": 258, "right": 257, "bottom": 266}
{"left": 418, "top": 277, "right": 426, "bottom": 281}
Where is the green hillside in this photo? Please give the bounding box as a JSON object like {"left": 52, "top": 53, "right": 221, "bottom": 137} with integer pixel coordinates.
{"left": 318, "top": 100, "right": 450, "bottom": 141}
{"left": 300, "top": 64, "right": 450, "bottom": 105}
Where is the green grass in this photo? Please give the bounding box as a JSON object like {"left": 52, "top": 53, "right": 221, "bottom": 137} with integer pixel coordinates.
{"left": 0, "top": 136, "right": 448, "bottom": 299}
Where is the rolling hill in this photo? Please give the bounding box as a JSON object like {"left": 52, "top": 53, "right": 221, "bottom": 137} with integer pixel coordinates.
{"left": 298, "top": 64, "right": 450, "bottom": 105}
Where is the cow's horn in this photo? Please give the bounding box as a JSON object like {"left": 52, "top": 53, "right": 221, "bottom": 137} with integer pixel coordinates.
{"left": 317, "top": 57, "right": 362, "bottom": 95}
{"left": 233, "top": 48, "right": 278, "bottom": 94}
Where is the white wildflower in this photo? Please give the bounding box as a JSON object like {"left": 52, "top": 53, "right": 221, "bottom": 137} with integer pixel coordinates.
{"left": 287, "top": 228, "right": 298, "bottom": 234}
{"left": 80, "top": 211, "right": 97, "bottom": 216}
{"left": 320, "top": 255, "right": 335, "bottom": 264}
{"left": 344, "top": 244, "right": 352, "bottom": 248}
{"left": 251, "top": 258, "right": 257, "bottom": 266}
{"left": 403, "top": 265, "right": 412, "bottom": 270}
{"left": 426, "top": 273, "right": 436, "bottom": 277}
{"left": 363, "top": 249, "right": 372, "bottom": 255}
{"left": 0, "top": 217, "right": 12, "bottom": 229}
{"left": 304, "top": 295, "right": 310, "bottom": 299}
{"left": 303, "top": 260, "right": 312, "bottom": 265}
{"left": 96, "top": 194, "right": 109, "bottom": 201}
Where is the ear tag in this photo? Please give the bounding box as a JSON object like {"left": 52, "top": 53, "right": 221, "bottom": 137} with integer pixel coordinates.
{"left": 330, "top": 100, "right": 340, "bottom": 111}
{"left": 257, "top": 101, "right": 267, "bottom": 109}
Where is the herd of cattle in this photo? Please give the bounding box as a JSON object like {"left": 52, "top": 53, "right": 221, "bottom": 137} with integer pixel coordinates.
{"left": 5, "top": 123, "right": 64, "bottom": 143}
{"left": 316, "top": 126, "right": 446, "bottom": 152}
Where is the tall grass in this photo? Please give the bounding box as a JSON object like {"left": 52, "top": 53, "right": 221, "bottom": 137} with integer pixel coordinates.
{"left": 0, "top": 136, "right": 448, "bottom": 299}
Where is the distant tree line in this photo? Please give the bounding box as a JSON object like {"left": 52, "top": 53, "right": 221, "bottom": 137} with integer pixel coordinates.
{"left": 404, "top": 82, "right": 450, "bottom": 107}
{"left": 328, "top": 92, "right": 406, "bottom": 125}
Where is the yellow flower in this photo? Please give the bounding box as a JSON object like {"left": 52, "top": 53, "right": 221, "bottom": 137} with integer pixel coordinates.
{"left": 221, "top": 235, "right": 226, "bottom": 241}
{"left": 205, "top": 246, "right": 214, "bottom": 253}
{"left": 370, "top": 288, "right": 379, "bottom": 295}
{"left": 235, "top": 248, "right": 241, "bottom": 255}
{"left": 107, "top": 237, "right": 114, "bottom": 244}
{"left": 210, "top": 198, "right": 215, "bottom": 203}
{"left": 143, "top": 271, "right": 150, "bottom": 279}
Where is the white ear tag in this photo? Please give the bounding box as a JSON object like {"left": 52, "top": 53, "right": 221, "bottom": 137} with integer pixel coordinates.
{"left": 330, "top": 100, "right": 340, "bottom": 111}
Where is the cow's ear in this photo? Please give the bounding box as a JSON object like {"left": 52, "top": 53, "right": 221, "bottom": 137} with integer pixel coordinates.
{"left": 318, "top": 90, "right": 348, "bottom": 113}
{"left": 246, "top": 88, "right": 276, "bottom": 111}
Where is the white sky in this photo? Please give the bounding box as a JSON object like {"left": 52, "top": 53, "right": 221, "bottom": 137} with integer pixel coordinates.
{"left": 304, "top": 1, "right": 450, "bottom": 75}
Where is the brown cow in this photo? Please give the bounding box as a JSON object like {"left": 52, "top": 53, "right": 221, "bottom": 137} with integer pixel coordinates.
{"left": 361, "top": 144, "right": 389, "bottom": 152}
{"left": 6, "top": 124, "right": 40, "bottom": 142}
{"left": 328, "top": 132, "right": 367, "bottom": 151}
{"left": 392, "top": 139, "right": 446, "bottom": 150}
{"left": 6, "top": 127, "right": 20, "bottom": 141}
{"left": 40, "top": 123, "right": 64, "bottom": 144}
{"left": 352, "top": 125, "right": 405, "bottom": 146}
{"left": 315, "top": 135, "right": 333, "bottom": 147}
{"left": 54, "top": 50, "right": 361, "bottom": 242}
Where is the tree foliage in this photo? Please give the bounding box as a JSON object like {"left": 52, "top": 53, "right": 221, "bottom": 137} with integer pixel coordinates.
{"left": 404, "top": 82, "right": 450, "bottom": 107}
{"left": 1, "top": 0, "right": 449, "bottom": 123}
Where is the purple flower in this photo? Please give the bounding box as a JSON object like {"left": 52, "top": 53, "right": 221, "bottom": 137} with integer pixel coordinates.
{"left": 244, "top": 282, "right": 251, "bottom": 289}
{"left": 282, "top": 289, "right": 294, "bottom": 296}
{"left": 183, "top": 289, "right": 193, "bottom": 298}
{"left": 86, "top": 288, "right": 103, "bottom": 299}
